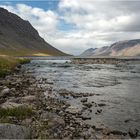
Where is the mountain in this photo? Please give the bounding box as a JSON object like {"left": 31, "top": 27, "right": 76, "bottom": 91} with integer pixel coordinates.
{"left": 0, "top": 8, "right": 67, "bottom": 56}
{"left": 79, "top": 48, "right": 97, "bottom": 57}
{"left": 80, "top": 39, "right": 140, "bottom": 57}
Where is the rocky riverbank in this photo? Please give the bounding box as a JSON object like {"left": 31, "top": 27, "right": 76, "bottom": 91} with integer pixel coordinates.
{"left": 0, "top": 63, "right": 139, "bottom": 139}
{"left": 72, "top": 57, "right": 140, "bottom": 64}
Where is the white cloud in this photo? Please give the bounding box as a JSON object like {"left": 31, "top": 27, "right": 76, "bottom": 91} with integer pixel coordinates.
{"left": 58, "top": 0, "right": 136, "bottom": 31}
{"left": 58, "top": 0, "right": 140, "bottom": 54}
{"left": 1, "top": 1, "right": 140, "bottom": 55}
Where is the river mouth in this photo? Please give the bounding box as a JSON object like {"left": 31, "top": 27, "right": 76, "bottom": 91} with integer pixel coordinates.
{"left": 24, "top": 57, "right": 140, "bottom": 135}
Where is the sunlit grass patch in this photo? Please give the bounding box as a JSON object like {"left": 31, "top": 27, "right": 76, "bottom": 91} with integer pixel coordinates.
{"left": 33, "top": 53, "right": 51, "bottom": 56}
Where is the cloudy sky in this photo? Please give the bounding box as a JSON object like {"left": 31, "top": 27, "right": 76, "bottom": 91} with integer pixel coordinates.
{"left": 0, "top": 0, "right": 140, "bottom": 55}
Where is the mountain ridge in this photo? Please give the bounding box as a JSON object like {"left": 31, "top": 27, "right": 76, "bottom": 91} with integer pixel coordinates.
{"left": 79, "top": 39, "right": 140, "bottom": 57}
{"left": 79, "top": 48, "right": 97, "bottom": 57}
{"left": 0, "top": 7, "right": 67, "bottom": 56}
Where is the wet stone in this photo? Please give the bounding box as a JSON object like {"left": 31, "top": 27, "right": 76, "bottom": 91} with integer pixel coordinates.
{"left": 95, "top": 109, "right": 102, "bottom": 114}
{"left": 81, "top": 98, "right": 88, "bottom": 103}
{"left": 124, "top": 119, "right": 132, "bottom": 123}
{"left": 110, "top": 130, "right": 127, "bottom": 136}
{"left": 83, "top": 103, "right": 92, "bottom": 108}
{"left": 66, "top": 106, "right": 82, "bottom": 115}
{"left": 128, "top": 128, "right": 139, "bottom": 138}
{"left": 98, "top": 103, "right": 106, "bottom": 107}
{"left": 81, "top": 116, "right": 91, "bottom": 120}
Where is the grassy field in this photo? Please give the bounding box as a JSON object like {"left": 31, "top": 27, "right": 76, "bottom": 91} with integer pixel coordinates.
{"left": 0, "top": 55, "right": 30, "bottom": 77}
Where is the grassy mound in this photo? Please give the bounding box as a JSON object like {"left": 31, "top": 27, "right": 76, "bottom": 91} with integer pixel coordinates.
{"left": 0, "top": 56, "right": 30, "bottom": 77}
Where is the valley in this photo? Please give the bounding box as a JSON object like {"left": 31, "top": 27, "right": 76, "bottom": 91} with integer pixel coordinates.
{"left": 0, "top": 4, "right": 140, "bottom": 139}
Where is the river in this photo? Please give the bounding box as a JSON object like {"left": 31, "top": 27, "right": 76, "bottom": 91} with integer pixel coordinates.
{"left": 24, "top": 57, "right": 140, "bottom": 136}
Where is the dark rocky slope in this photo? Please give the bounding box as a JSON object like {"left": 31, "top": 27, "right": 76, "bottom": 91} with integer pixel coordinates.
{"left": 0, "top": 8, "right": 66, "bottom": 56}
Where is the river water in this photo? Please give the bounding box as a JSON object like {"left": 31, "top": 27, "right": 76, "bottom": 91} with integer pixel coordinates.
{"left": 25, "top": 57, "right": 140, "bottom": 134}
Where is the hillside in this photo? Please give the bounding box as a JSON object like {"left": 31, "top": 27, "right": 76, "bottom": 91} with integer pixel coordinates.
{"left": 79, "top": 48, "right": 97, "bottom": 57}
{"left": 80, "top": 39, "right": 140, "bottom": 57}
{"left": 0, "top": 7, "right": 67, "bottom": 56}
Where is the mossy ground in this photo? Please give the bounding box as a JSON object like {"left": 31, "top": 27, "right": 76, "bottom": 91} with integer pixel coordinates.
{"left": 0, "top": 56, "right": 30, "bottom": 77}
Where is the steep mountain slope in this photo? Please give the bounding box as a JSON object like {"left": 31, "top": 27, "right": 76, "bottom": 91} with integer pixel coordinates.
{"left": 0, "top": 8, "right": 66, "bottom": 56}
{"left": 80, "top": 39, "right": 140, "bottom": 57}
{"left": 79, "top": 48, "right": 97, "bottom": 57}
{"left": 108, "top": 39, "right": 140, "bottom": 56}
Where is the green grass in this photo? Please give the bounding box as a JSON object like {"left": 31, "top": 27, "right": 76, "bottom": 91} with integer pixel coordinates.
{"left": 18, "top": 58, "right": 31, "bottom": 64}
{"left": 0, "top": 106, "right": 34, "bottom": 121}
{"left": 0, "top": 56, "right": 30, "bottom": 77}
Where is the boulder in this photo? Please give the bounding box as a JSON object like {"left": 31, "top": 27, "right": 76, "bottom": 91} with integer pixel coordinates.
{"left": 128, "top": 128, "right": 139, "bottom": 138}
{"left": 0, "top": 123, "right": 31, "bottom": 139}
{"left": 1, "top": 101, "right": 26, "bottom": 109}
{"left": 0, "top": 88, "right": 10, "bottom": 98}
{"left": 21, "top": 95, "right": 36, "bottom": 103}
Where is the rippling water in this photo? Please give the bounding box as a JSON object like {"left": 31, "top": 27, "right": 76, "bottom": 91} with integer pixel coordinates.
{"left": 25, "top": 57, "right": 140, "bottom": 133}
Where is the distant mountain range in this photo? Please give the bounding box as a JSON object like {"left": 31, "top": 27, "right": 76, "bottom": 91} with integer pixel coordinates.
{"left": 80, "top": 39, "right": 140, "bottom": 57}
{"left": 0, "top": 8, "right": 67, "bottom": 56}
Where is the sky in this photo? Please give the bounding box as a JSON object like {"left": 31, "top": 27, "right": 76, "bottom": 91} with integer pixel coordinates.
{"left": 0, "top": 0, "right": 140, "bottom": 55}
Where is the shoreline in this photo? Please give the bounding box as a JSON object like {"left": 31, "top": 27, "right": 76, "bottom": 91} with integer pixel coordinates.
{"left": 71, "top": 57, "right": 140, "bottom": 64}
{"left": 0, "top": 62, "right": 139, "bottom": 139}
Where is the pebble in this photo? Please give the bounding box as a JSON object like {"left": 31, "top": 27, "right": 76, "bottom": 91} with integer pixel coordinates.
{"left": 83, "top": 103, "right": 92, "bottom": 108}
{"left": 98, "top": 103, "right": 106, "bottom": 107}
